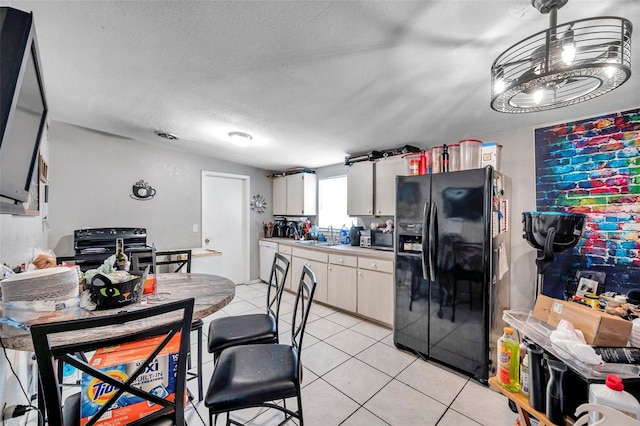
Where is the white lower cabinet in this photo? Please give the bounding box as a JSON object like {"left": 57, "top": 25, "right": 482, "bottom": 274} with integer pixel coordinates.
{"left": 281, "top": 244, "right": 393, "bottom": 326}
{"left": 327, "top": 254, "right": 358, "bottom": 312}
{"left": 357, "top": 257, "right": 394, "bottom": 326}
{"left": 291, "top": 248, "right": 328, "bottom": 303}
{"left": 279, "top": 245, "right": 293, "bottom": 291}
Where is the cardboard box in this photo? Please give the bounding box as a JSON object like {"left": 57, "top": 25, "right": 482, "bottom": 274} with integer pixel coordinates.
{"left": 80, "top": 334, "right": 182, "bottom": 426}
{"left": 532, "top": 295, "right": 632, "bottom": 346}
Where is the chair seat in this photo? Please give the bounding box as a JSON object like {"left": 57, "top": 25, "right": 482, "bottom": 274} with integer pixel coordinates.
{"left": 207, "top": 313, "right": 277, "bottom": 353}
{"left": 205, "top": 344, "right": 298, "bottom": 413}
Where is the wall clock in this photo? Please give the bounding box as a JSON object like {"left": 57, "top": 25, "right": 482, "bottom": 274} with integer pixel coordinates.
{"left": 251, "top": 195, "right": 267, "bottom": 214}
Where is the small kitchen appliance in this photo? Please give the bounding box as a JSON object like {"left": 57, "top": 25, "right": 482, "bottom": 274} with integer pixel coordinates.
{"left": 349, "top": 226, "right": 364, "bottom": 246}
{"left": 522, "top": 211, "right": 586, "bottom": 298}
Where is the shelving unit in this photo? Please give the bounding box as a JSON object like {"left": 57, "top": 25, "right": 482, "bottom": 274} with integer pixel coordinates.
{"left": 503, "top": 310, "right": 640, "bottom": 380}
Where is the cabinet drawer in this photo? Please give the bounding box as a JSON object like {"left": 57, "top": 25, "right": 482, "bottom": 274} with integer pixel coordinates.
{"left": 292, "top": 247, "right": 328, "bottom": 263}
{"left": 279, "top": 245, "right": 292, "bottom": 255}
{"left": 357, "top": 257, "right": 393, "bottom": 273}
{"left": 328, "top": 254, "right": 357, "bottom": 267}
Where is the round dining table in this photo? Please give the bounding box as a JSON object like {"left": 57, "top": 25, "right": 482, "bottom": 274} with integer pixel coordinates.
{"left": 0, "top": 273, "right": 236, "bottom": 352}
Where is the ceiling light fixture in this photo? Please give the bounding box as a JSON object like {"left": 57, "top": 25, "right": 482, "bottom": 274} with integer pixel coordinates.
{"left": 490, "top": 0, "right": 632, "bottom": 113}
{"left": 228, "top": 131, "right": 253, "bottom": 146}
{"left": 154, "top": 130, "right": 178, "bottom": 140}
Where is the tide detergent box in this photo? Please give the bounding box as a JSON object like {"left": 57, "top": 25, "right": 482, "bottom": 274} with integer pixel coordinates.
{"left": 80, "top": 333, "right": 182, "bottom": 426}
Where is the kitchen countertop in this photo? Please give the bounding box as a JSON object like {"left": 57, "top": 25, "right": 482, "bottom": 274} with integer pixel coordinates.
{"left": 190, "top": 248, "right": 223, "bottom": 257}
{"left": 262, "top": 237, "right": 394, "bottom": 260}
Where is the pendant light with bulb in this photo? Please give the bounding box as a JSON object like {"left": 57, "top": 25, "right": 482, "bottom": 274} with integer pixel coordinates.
{"left": 490, "top": 0, "right": 632, "bottom": 113}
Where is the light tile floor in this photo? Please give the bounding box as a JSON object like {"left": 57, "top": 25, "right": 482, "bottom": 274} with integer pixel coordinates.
{"left": 185, "top": 282, "right": 518, "bottom": 426}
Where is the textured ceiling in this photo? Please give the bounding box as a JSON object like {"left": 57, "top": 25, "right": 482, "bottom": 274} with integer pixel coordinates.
{"left": 9, "top": 0, "right": 640, "bottom": 171}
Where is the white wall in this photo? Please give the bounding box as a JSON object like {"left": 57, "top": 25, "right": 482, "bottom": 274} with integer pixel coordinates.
{"left": 47, "top": 121, "right": 273, "bottom": 280}
{"left": 481, "top": 127, "right": 538, "bottom": 310}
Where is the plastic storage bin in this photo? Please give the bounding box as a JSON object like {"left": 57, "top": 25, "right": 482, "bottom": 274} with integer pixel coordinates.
{"left": 404, "top": 153, "right": 421, "bottom": 176}
{"left": 460, "top": 139, "right": 482, "bottom": 170}
{"left": 449, "top": 144, "right": 460, "bottom": 172}
{"left": 431, "top": 145, "right": 443, "bottom": 174}
{"left": 482, "top": 142, "right": 502, "bottom": 170}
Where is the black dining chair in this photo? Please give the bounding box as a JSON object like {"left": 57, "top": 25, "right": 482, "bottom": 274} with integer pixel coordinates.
{"left": 207, "top": 252, "right": 290, "bottom": 362}
{"left": 205, "top": 265, "right": 317, "bottom": 426}
{"left": 30, "top": 298, "right": 194, "bottom": 426}
{"left": 130, "top": 248, "right": 204, "bottom": 401}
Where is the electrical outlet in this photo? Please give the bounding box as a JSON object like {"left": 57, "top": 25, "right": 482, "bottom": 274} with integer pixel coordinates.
{"left": 192, "top": 224, "right": 198, "bottom": 232}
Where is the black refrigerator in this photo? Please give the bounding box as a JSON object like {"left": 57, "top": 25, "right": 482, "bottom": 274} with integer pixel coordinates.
{"left": 394, "top": 167, "right": 511, "bottom": 383}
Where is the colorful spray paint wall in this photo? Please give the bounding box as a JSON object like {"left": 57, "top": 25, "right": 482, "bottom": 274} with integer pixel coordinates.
{"left": 534, "top": 107, "right": 640, "bottom": 298}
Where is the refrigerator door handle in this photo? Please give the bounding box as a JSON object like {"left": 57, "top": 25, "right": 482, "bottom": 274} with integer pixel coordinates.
{"left": 428, "top": 202, "right": 438, "bottom": 282}
{"left": 421, "top": 201, "right": 429, "bottom": 280}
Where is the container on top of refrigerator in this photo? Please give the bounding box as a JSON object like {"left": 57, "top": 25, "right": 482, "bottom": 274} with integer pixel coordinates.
{"left": 482, "top": 142, "right": 502, "bottom": 170}
{"left": 431, "top": 146, "right": 443, "bottom": 173}
{"left": 459, "top": 139, "right": 482, "bottom": 170}
{"left": 403, "top": 153, "right": 421, "bottom": 176}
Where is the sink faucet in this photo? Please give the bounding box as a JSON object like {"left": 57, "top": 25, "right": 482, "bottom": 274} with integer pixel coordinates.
{"left": 329, "top": 226, "right": 334, "bottom": 244}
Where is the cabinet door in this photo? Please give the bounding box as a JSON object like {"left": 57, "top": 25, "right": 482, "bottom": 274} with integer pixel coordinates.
{"left": 307, "top": 259, "right": 328, "bottom": 303}
{"left": 272, "top": 177, "right": 287, "bottom": 215}
{"left": 347, "top": 161, "right": 374, "bottom": 216}
{"left": 292, "top": 257, "right": 327, "bottom": 303}
{"left": 285, "top": 173, "right": 317, "bottom": 216}
{"left": 279, "top": 252, "right": 293, "bottom": 291}
{"left": 357, "top": 269, "right": 393, "bottom": 326}
{"left": 375, "top": 157, "right": 406, "bottom": 216}
{"left": 327, "top": 264, "right": 357, "bottom": 312}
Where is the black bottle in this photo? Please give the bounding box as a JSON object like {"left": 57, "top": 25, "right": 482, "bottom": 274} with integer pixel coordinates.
{"left": 527, "top": 343, "right": 546, "bottom": 412}
{"left": 546, "top": 360, "right": 567, "bottom": 425}
{"left": 441, "top": 144, "right": 449, "bottom": 173}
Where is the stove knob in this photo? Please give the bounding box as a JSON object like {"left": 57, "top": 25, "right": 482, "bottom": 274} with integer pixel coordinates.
{"left": 109, "top": 229, "right": 116, "bottom": 235}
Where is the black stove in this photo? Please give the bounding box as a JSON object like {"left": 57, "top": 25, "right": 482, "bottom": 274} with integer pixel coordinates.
{"left": 64, "top": 227, "right": 147, "bottom": 271}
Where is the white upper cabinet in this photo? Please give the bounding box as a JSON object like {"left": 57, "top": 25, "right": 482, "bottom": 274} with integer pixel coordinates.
{"left": 347, "top": 157, "right": 406, "bottom": 217}
{"left": 347, "top": 161, "right": 374, "bottom": 216}
{"left": 374, "top": 156, "right": 406, "bottom": 216}
{"left": 272, "top": 173, "right": 317, "bottom": 216}
{"left": 272, "top": 176, "right": 287, "bottom": 215}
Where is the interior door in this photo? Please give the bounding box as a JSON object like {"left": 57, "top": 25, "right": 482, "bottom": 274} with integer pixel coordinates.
{"left": 202, "top": 171, "right": 250, "bottom": 285}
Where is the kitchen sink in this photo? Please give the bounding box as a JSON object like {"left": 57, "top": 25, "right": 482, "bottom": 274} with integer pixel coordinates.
{"left": 296, "top": 240, "right": 339, "bottom": 247}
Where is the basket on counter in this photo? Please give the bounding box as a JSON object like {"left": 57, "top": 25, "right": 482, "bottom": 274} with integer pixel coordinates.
{"left": 88, "top": 272, "right": 144, "bottom": 310}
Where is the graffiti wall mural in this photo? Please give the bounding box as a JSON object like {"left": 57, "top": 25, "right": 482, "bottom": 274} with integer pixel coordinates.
{"left": 534, "top": 107, "right": 640, "bottom": 299}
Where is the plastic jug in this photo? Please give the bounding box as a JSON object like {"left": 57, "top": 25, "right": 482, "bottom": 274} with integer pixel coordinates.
{"left": 340, "top": 225, "right": 349, "bottom": 244}
{"left": 497, "top": 326, "right": 520, "bottom": 392}
{"left": 589, "top": 374, "right": 640, "bottom": 424}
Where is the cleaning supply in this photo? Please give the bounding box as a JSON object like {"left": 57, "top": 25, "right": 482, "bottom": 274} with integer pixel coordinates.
{"left": 340, "top": 225, "right": 349, "bottom": 244}
{"left": 589, "top": 374, "right": 640, "bottom": 423}
{"left": 520, "top": 352, "right": 529, "bottom": 397}
{"left": 497, "top": 326, "right": 520, "bottom": 392}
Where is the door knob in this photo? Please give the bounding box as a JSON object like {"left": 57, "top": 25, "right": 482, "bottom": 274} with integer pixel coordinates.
{"left": 205, "top": 238, "right": 210, "bottom": 244}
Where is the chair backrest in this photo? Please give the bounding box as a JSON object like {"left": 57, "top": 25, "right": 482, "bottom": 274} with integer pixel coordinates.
{"left": 31, "top": 298, "right": 195, "bottom": 426}
{"left": 290, "top": 265, "right": 317, "bottom": 360}
{"left": 129, "top": 245, "right": 157, "bottom": 274}
{"left": 266, "top": 253, "right": 290, "bottom": 321}
{"left": 155, "top": 250, "right": 192, "bottom": 273}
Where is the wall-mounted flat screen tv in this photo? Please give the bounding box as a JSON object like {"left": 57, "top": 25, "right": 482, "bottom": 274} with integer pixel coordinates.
{"left": 0, "top": 8, "right": 48, "bottom": 214}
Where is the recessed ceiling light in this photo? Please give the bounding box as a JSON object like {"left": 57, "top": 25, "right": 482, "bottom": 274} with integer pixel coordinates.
{"left": 155, "top": 130, "right": 178, "bottom": 140}
{"left": 228, "top": 131, "right": 252, "bottom": 141}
